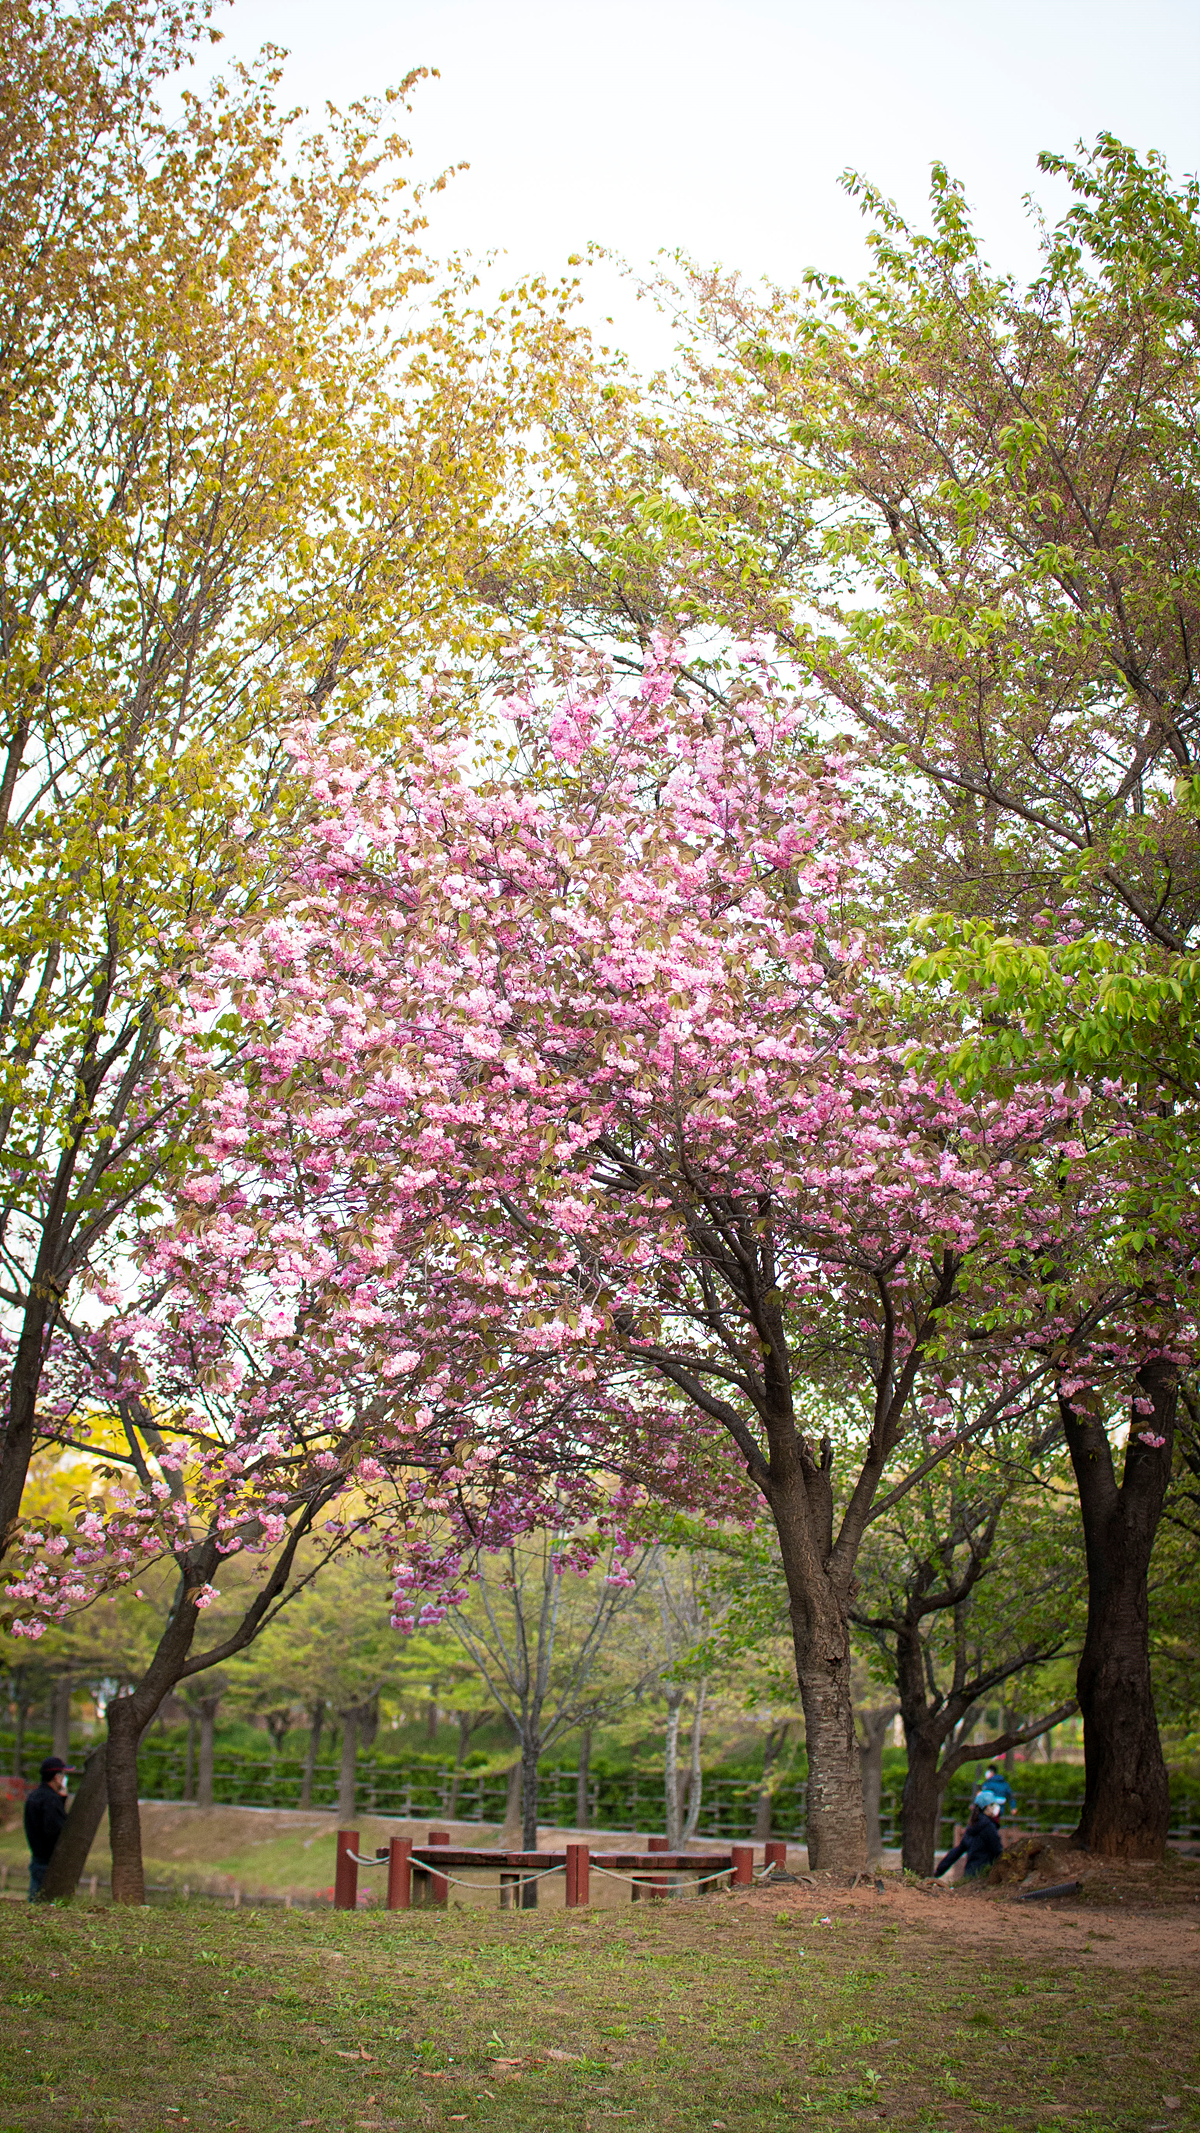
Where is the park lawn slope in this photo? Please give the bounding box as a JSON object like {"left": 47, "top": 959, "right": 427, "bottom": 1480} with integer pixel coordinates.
{"left": 2, "top": 1880, "right": 1199, "bottom": 2132}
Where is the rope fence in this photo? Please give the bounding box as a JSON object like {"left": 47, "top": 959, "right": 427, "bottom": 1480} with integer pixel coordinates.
{"left": 331, "top": 1830, "right": 776, "bottom": 1912}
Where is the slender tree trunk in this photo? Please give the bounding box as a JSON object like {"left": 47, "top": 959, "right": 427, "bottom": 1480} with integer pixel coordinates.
{"left": 682, "top": 1684, "right": 706, "bottom": 1842}
{"left": 520, "top": 1733, "right": 540, "bottom": 1904}
{"left": 0, "top": 1291, "right": 53, "bottom": 1561}
{"left": 51, "top": 1675, "right": 72, "bottom": 1763}
{"left": 39, "top": 1742, "right": 109, "bottom": 1901}
{"left": 197, "top": 1696, "right": 221, "bottom": 1809}
{"left": 857, "top": 1708, "right": 896, "bottom": 1863}
{"left": 299, "top": 1701, "right": 324, "bottom": 1810}
{"left": 664, "top": 1692, "right": 684, "bottom": 1847}
{"left": 337, "top": 1709, "right": 359, "bottom": 1823}
{"left": 575, "top": 1728, "right": 592, "bottom": 1831}
{"left": 502, "top": 1758, "right": 522, "bottom": 1846}
{"left": 184, "top": 1713, "right": 198, "bottom": 1801}
{"left": 425, "top": 1698, "right": 438, "bottom": 1742}
{"left": 1064, "top": 1369, "right": 1174, "bottom": 1859}
{"left": 449, "top": 1711, "right": 473, "bottom": 1817}
{"left": 754, "top": 1725, "right": 785, "bottom": 1843}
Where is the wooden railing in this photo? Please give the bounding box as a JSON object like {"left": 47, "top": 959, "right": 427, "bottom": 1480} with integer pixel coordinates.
{"left": 332, "top": 1828, "right": 789, "bottom": 1910}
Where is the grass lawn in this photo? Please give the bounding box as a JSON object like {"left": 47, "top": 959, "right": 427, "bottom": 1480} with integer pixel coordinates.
{"left": 2, "top": 1880, "right": 1198, "bottom": 2133}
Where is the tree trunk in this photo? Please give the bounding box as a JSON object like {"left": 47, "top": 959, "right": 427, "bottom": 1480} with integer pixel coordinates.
{"left": 575, "top": 1728, "right": 592, "bottom": 1831}
{"left": 682, "top": 1684, "right": 706, "bottom": 1842}
{"left": 0, "top": 1290, "right": 54, "bottom": 1563}
{"left": 792, "top": 1632, "right": 866, "bottom": 1870}
{"left": 1064, "top": 1369, "right": 1174, "bottom": 1859}
{"left": 197, "top": 1695, "right": 221, "bottom": 1809}
{"left": 39, "top": 1743, "right": 108, "bottom": 1901}
{"left": 299, "top": 1701, "right": 324, "bottom": 1810}
{"left": 107, "top": 1695, "right": 145, "bottom": 1905}
{"left": 51, "top": 1675, "right": 72, "bottom": 1763}
{"left": 520, "top": 1734, "right": 540, "bottom": 1904}
{"left": 899, "top": 1725, "right": 944, "bottom": 1878}
{"left": 449, "top": 1711, "right": 473, "bottom": 1817}
{"left": 857, "top": 1708, "right": 896, "bottom": 1863}
{"left": 770, "top": 1458, "right": 868, "bottom": 1873}
{"left": 753, "top": 1724, "right": 785, "bottom": 1843}
{"left": 664, "top": 1692, "right": 684, "bottom": 1847}
{"left": 501, "top": 1758, "right": 522, "bottom": 1846}
{"left": 425, "top": 1698, "right": 438, "bottom": 1742}
{"left": 337, "top": 1709, "right": 359, "bottom": 1822}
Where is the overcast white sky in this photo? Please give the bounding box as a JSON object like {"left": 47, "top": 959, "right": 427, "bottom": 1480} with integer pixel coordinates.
{"left": 211, "top": 0, "right": 1200, "bottom": 362}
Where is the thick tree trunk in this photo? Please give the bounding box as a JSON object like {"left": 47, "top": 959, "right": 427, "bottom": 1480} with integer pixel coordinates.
{"left": 899, "top": 1725, "right": 944, "bottom": 1878}
{"left": 107, "top": 1695, "right": 146, "bottom": 1905}
{"left": 39, "top": 1743, "right": 108, "bottom": 1901}
{"left": 51, "top": 1675, "right": 72, "bottom": 1762}
{"left": 769, "top": 1448, "right": 868, "bottom": 1872}
{"left": 575, "top": 1728, "right": 592, "bottom": 1831}
{"left": 337, "top": 1710, "right": 359, "bottom": 1822}
{"left": 793, "top": 1633, "right": 866, "bottom": 1870}
{"left": 299, "top": 1702, "right": 324, "bottom": 1810}
{"left": 1064, "top": 1368, "right": 1174, "bottom": 1859}
{"left": 197, "top": 1696, "right": 221, "bottom": 1809}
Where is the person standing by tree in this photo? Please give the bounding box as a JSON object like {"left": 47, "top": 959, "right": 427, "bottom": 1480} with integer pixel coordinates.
{"left": 24, "top": 1756, "right": 71, "bottom": 1901}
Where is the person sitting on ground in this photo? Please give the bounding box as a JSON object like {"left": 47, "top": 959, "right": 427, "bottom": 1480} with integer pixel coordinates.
{"left": 24, "top": 1756, "right": 70, "bottom": 1901}
{"left": 934, "top": 1801, "right": 1003, "bottom": 1881}
{"left": 974, "top": 1764, "right": 1017, "bottom": 1817}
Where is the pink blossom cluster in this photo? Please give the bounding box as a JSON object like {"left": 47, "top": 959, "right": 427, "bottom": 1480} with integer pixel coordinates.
{"left": 13, "top": 643, "right": 1191, "bottom": 1639}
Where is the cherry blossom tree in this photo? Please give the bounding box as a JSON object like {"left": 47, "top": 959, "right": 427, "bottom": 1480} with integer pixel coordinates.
{"left": 149, "top": 642, "right": 1137, "bottom": 1871}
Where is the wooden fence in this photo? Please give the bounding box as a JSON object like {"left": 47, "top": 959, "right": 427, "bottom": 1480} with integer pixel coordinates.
{"left": 330, "top": 1828, "right": 788, "bottom": 1911}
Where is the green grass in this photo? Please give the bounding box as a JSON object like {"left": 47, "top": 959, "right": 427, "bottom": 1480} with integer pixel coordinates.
{"left": 2, "top": 1894, "right": 1197, "bottom": 2132}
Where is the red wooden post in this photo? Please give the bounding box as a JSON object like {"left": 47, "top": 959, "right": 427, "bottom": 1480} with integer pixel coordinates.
{"left": 427, "top": 1828, "right": 450, "bottom": 1907}
{"left": 387, "top": 1837, "right": 412, "bottom": 1910}
{"left": 647, "top": 1833, "right": 669, "bottom": 1901}
{"left": 565, "top": 1842, "right": 590, "bottom": 1907}
{"left": 765, "top": 1839, "right": 788, "bottom": 1875}
{"left": 730, "top": 1843, "right": 753, "bottom": 1888}
{"left": 334, "top": 1829, "right": 359, "bottom": 1911}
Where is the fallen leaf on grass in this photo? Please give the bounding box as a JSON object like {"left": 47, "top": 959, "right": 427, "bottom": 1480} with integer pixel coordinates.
{"left": 545, "top": 2049, "right": 582, "bottom": 2062}
{"left": 334, "top": 2048, "right": 374, "bottom": 2061}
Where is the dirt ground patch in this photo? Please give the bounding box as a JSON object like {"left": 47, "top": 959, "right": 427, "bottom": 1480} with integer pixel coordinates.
{"left": 747, "top": 1846, "right": 1200, "bottom": 1972}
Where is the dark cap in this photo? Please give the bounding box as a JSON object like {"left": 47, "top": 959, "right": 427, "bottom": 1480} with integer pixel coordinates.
{"left": 40, "top": 1757, "right": 74, "bottom": 1781}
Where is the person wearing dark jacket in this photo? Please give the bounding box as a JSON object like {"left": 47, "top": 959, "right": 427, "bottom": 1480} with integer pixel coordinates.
{"left": 24, "top": 1757, "right": 70, "bottom": 1900}
{"left": 935, "top": 1803, "right": 1003, "bottom": 1881}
